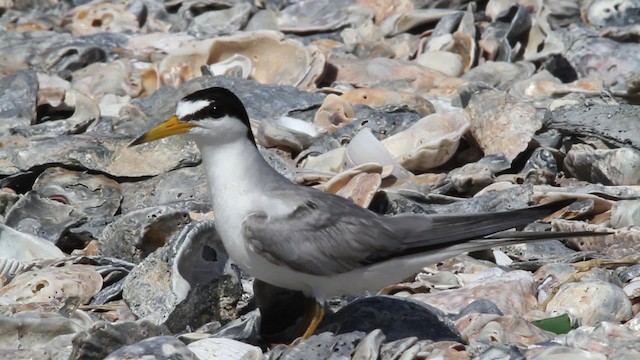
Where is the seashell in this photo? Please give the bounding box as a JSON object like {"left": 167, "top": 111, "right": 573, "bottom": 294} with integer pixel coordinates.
{"left": 313, "top": 94, "right": 355, "bottom": 133}
{"left": 335, "top": 172, "right": 382, "bottom": 208}
{"left": 458, "top": 313, "right": 555, "bottom": 345}
{"left": 32, "top": 167, "right": 122, "bottom": 219}
{"left": 202, "top": 54, "right": 252, "bottom": 79}
{"left": 485, "top": 0, "right": 517, "bottom": 22}
{"left": 340, "top": 88, "right": 435, "bottom": 116}
{"left": 301, "top": 147, "right": 346, "bottom": 174}
{"left": 4, "top": 191, "right": 87, "bottom": 247}
{"left": 187, "top": 337, "right": 263, "bottom": 360}
{"left": 329, "top": 57, "right": 467, "bottom": 97}
{"left": 564, "top": 145, "right": 640, "bottom": 186}
{"left": 546, "top": 280, "right": 632, "bottom": 326}
{"left": 256, "top": 116, "right": 318, "bottom": 153}
{"left": 451, "top": 4, "right": 477, "bottom": 72}
{"left": 0, "top": 69, "right": 37, "bottom": 132}
{"left": 610, "top": 200, "right": 640, "bottom": 228}
{"left": 0, "top": 265, "right": 103, "bottom": 305}
{"left": 415, "top": 51, "right": 464, "bottom": 77}
{"left": 465, "top": 89, "right": 540, "bottom": 163}
{"left": 583, "top": 0, "right": 640, "bottom": 28}
{"left": 546, "top": 104, "right": 640, "bottom": 150}
{"left": 345, "top": 128, "right": 410, "bottom": 179}
{"left": 160, "top": 31, "right": 324, "bottom": 88}
{"left": 382, "top": 112, "right": 470, "bottom": 173}
{"left": 462, "top": 61, "right": 536, "bottom": 89}
{"left": 104, "top": 336, "right": 198, "bottom": 360}
{"left": 322, "top": 163, "right": 382, "bottom": 194}
{"left": 449, "top": 163, "right": 494, "bottom": 195}
{"left": 186, "top": 2, "right": 252, "bottom": 38}
{"left": 0, "top": 257, "right": 26, "bottom": 281}
{"left": 358, "top": 0, "right": 413, "bottom": 24}
{"left": 70, "top": 59, "right": 142, "bottom": 98}
{"left": 122, "top": 219, "right": 242, "bottom": 332}
{"left": 65, "top": 3, "right": 140, "bottom": 36}
{"left": 410, "top": 270, "right": 538, "bottom": 315}
{"left": 524, "top": 6, "right": 566, "bottom": 61}
{"left": 0, "top": 309, "right": 92, "bottom": 351}
{"left": 380, "top": 9, "right": 462, "bottom": 36}
{"left": 275, "top": 0, "right": 353, "bottom": 33}
{"left": 0, "top": 223, "right": 65, "bottom": 262}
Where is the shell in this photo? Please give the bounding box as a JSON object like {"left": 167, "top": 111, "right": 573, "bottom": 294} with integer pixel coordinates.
{"left": 0, "top": 265, "right": 103, "bottom": 305}
{"left": 159, "top": 31, "right": 325, "bottom": 88}
{"left": 382, "top": 112, "right": 470, "bottom": 173}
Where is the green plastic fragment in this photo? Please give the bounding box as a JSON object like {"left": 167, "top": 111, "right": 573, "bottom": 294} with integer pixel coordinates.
{"left": 531, "top": 313, "right": 572, "bottom": 334}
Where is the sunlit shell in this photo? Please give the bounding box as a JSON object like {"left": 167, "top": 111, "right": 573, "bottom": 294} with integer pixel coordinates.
{"left": 71, "top": 59, "right": 142, "bottom": 98}
{"left": 382, "top": 112, "right": 470, "bottom": 173}
{"left": 356, "top": 0, "right": 413, "bottom": 24}
{"left": 256, "top": 116, "right": 318, "bottom": 153}
{"left": 202, "top": 54, "right": 252, "bottom": 79}
{"left": 329, "top": 57, "right": 467, "bottom": 96}
{"left": 380, "top": 9, "right": 462, "bottom": 36}
{"left": 465, "top": 90, "right": 540, "bottom": 162}
{"left": 65, "top": 3, "right": 139, "bottom": 36}
{"left": 415, "top": 51, "right": 464, "bottom": 77}
{"left": 323, "top": 163, "right": 387, "bottom": 208}
{"left": 36, "top": 88, "right": 100, "bottom": 128}
{"left": 0, "top": 265, "right": 102, "bottom": 304}
{"left": 341, "top": 88, "right": 435, "bottom": 115}
{"left": 345, "top": 128, "right": 411, "bottom": 178}
{"left": 0, "top": 223, "right": 65, "bottom": 262}
{"left": 159, "top": 31, "right": 324, "bottom": 88}
{"left": 314, "top": 94, "right": 356, "bottom": 133}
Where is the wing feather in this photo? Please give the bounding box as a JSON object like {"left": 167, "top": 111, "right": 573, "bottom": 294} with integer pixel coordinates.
{"left": 242, "top": 189, "right": 578, "bottom": 276}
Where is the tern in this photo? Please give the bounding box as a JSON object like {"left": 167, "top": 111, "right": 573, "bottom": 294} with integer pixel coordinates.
{"left": 130, "top": 87, "right": 599, "bottom": 339}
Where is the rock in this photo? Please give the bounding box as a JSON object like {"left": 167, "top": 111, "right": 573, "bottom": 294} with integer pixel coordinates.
{"left": 69, "top": 320, "right": 170, "bottom": 360}
{"left": 104, "top": 336, "right": 198, "bottom": 360}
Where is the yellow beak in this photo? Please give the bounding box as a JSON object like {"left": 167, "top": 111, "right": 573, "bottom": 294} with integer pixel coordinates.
{"left": 129, "top": 115, "right": 197, "bottom": 146}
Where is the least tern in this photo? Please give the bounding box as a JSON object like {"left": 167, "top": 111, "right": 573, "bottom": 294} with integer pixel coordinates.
{"left": 131, "top": 87, "right": 599, "bottom": 338}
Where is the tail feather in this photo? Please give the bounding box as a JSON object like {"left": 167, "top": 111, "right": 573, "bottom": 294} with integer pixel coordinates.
{"left": 389, "top": 199, "right": 577, "bottom": 249}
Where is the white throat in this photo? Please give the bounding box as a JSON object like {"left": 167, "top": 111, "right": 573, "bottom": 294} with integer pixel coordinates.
{"left": 191, "top": 136, "right": 286, "bottom": 212}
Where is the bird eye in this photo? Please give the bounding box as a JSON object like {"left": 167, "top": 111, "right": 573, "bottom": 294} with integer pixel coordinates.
{"left": 208, "top": 104, "right": 225, "bottom": 118}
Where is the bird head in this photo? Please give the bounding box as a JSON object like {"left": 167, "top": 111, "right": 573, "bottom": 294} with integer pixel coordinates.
{"left": 129, "top": 87, "right": 255, "bottom": 147}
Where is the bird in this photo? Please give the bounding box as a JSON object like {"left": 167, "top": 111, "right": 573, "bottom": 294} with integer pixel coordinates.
{"left": 130, "top": 87, "right": 602, "bottom": 339}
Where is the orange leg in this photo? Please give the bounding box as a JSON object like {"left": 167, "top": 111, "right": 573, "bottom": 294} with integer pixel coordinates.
{"left": 301, "top": 301, "right": 325, "bottom": 340}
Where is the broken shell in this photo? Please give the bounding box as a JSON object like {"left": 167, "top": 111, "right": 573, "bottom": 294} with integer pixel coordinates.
{"left": 415, "top": 51, "right": 464, "bottom": 77}
{"left": 70, "top": 59, "right": 142, "bottom": 98}
{"left": 33, "top": 167, "right": 122, "bottom": 219}
{"left": 340, "top": 88, "right": 435, "bottom": 116}
{"left": 0, "top": 223, "right": 65, "bottom": 262}
{"left": 0, "top": 265, "right": 103, "bottom": 305}
{"left": 465, "top": 90, "right": 541, "bottom": 163}
{"left": 314, "top": 94, "right": 356, "bottom": 133}
{"left": 382, "top": 112, "right": 470, "bottom": 173}
{"left": 160, "top": 31, "right": 324, "bottom": 88}
{"left": 65, "top": 3, "right": 139, "bottom": 36}
{"left": 201, "top": 54, "right": 252, "bottom": 79}
{"left": 256, "top": 116, "right": 318, "bottom": 153}
{"left": 345, "top": 128, "right": 410, "bottom": 179}
{"left": 381, "top": 8, "right": 462, "bottom": 36}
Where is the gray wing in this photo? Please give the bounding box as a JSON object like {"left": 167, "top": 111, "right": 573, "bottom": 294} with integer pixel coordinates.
{"left": 242, "top": 189, "right": 576, "bottom": 276}
{"left": 242, "top": 188, "right": 401, "bottom": 276}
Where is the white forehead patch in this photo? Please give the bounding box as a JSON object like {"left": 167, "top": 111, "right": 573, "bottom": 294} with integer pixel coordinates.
{"left": 176, "top": 100, "right": 209, "bottom": 118}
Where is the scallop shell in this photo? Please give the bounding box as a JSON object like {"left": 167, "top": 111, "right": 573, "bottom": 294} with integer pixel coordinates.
{"left": 65, "top": 3, "right": 139, "bottom": 36}
{"left": 382, "top": 112, "right": 470, "bottom": 173}
{"left": 159, "top": 31, "right": 325, "bottom": 88}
